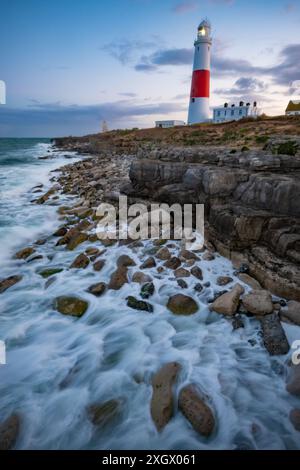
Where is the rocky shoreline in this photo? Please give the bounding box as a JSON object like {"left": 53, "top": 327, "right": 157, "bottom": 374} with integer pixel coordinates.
{"left": 1, "top": 136, "right": 300, "bottom": 449}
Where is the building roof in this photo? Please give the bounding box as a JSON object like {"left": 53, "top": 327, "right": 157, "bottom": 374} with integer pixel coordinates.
{"left": 286, "top": 100, "right": 300, "bottom": 112}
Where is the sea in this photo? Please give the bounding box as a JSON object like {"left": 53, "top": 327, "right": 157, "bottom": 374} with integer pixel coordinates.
{"left": 0, "top": 138, "right": 299, "bottom": 450}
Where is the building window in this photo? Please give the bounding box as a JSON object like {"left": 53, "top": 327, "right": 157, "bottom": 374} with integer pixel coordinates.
{"left": 217, "top": 111, "right": 220, "bottom": 117}
{"left": 224, "top": 110, "right": 227, "bottom": 116}
{"left": 231, "top": 110, "right": 234, "bottom": 116}
{"left": 239, "top": 109, "right": 242, "bottom": 115}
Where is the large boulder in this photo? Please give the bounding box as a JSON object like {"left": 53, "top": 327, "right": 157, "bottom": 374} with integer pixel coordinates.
{"left": 150, "top": 362, "right": 181, "bottom": 431}
{"left": 70, "top": 253, "right": 90, "bottom": 269}
{"left": 0, "top": 414, "right": 20, "bottom": 450}
{"left": 210, "top": 284, "right": 244, "bottom": 316}
{"left": 140, "top": 257, "right": 156, "bottom": 269}
{"left": 156, "top": 247, "right": 171, "bottom": 260}
{"left": 127, "top": 296, "right": 153, "bottom": 313}
{"left": 55, "top": 296, "right": 88, "bottom": 317}
{"left": 260, "top": 313, "right": 290, "bottom": 355}
{"left": 167, "top": 294, "right": 198, "bottom": 315}
{"left": 289, "top": 409, "right": 300, "bottom": 431}
{"left": 15, "top": 247, "right": 35, "bottom": 259}
{"left": 117, "top": 255, "right": 136, "bottom": 268}
{"left": 67, "top": 232, "right": 88, "bottom": 250}
{"left": 280, "top": 301, "right": 300, "bottom": 326}
{"left": 178, "top": 385, "right": 215, "bottom": 437}
{"left": 132, "top": 271, "right": 152, "bottom": 285}
{"left": 87, "top": 282, "right": 106, "bottom": 297}
{"left": 242, "top": 290, "right": 273, "bottom": 316}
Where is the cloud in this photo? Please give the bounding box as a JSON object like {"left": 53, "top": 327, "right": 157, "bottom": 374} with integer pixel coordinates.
{"left": 0, "top": 99, "right": 186, "bottom": 137}
{"left": 134, "top": 41, "right": 300, "bottom": 91}
{"left": 102, "top": 39, "right": 158, "bottom": 65}
{"left": 118, "top": 92, "right": 137, "bottom": 97}
{"left": 172, "top": 1, "right": 198, "bottom": 14}
{"left": 214, "top": 77, "right": 267, "bottom": 95}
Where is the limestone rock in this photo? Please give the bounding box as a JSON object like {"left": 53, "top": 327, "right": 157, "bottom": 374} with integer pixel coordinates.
{"left": 174, "top": 268, "right": 191, "bottom": 278}
{"left": 180, "top": 249, "right": 199, "bottom": 261}
{"left": 237, "top": 273, "right": 262, "bottom": 290}
{"left": 88, "top": 282, "right": 106, "bottom": 297}
{"left": 140, "top": 257, "right": 156, "bottom": 269}
{"left": 260, "top": 313, "right": 290, "bottom": 355}
{"left": 280, "top": 301, "right": 300, "bottom": 326}
{"left": 164, "top": 257, "right": 181, "bottom": 270}
{"left": 150, "top": 362, "right": 181, "bottom": 431}
{"left": 93, "top": 259, "right": 105, "bottom": 271}
{"left": 117, "top": 254, "right": 136, "bottom": 268}
{"left": 132, "top": 271, "right": 152, "bottom": 285}
{"left": 127, "top": 296, "right": 153, "bottom": 312}
{"left": 70, "top": 253, "right": 90, "bottom": 269}
{"left": 55, "top": 296, "right": 88, "bottom": 317}
{"left": 87, "top": 399, "right": 122, "bottom": 427}
{"left": 108, "top": 266, "right": 128, "bottom": 290}
{"left": 156, "top": 247, "right": 171, "bottom": 260}
{"left": 67, "top": 232, "right": 88, "bottom": 250}
{"left": 0, "top": 275, "right": 22, "bottom": 294}
{"left": 242, "top": 290, "right": 273, "bottom": 316}
{"left": 191, "top": 266, "right": 203, "bottom": 280}
{"left": 15, "top": 246, "right": 35, "bottom": 259}
{"left": 178, "top": 385, "right": 215, "bottom": 437}
{"left": 167, "top": 294, "right": 198, "bottom": 315}
{"left": 0, "top": 414, "right": 20, "bottom": 450}
{"left": 217, "top": 276, "right": 233, "bottom": 286}
{"left": 210, "top": 283, "right": 244, "bottom": 316}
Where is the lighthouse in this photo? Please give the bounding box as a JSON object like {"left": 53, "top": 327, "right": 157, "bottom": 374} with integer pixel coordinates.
{"left": 187, "top": 19, "right": 212, "bottom": 124}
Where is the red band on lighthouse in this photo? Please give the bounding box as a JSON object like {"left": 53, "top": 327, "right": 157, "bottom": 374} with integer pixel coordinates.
{"left": 190, "top": 69, "right": 210, "bottom": 98}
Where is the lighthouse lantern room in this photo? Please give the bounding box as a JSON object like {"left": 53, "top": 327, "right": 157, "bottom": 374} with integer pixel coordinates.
{"left": 187, "top": 19, "right": 212, "bottom": 124}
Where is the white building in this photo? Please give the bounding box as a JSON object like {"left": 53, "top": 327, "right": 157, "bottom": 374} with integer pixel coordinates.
{"left": 155, "top": 120, "right": 185, "bottom": 128}
{"left": 286, "top": 100, "right": 300, "bottom": 116}
{"left": 213, "top": 102, "right": 261, "bottom": 123}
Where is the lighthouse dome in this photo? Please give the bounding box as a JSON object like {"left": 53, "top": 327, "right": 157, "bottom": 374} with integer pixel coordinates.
{"left": 197, "top": 19, "right": 211, "bottom": 39}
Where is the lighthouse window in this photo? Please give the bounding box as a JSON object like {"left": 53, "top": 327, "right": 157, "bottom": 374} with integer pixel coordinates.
{"left": 191, "top": 98, "right": 195, "bottom": 103}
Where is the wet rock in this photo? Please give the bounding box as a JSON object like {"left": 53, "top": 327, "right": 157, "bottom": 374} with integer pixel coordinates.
{"left": 140, "top": 282, "right": 155, "bottom": 299}
{"left": 174, "top": 268, "right": 191, "bottom": 278}
{"left": 35, "top": 238, "right": 47, "bottom": 245}
{"left": 280, "top": 301, "right": 300, "bottom": 326}
{"left": 127, "top": 296, "right": 153, "bottom": 312}
{"left": 53, "top": 226, "right": 68, "bottom": 237}
{"left": 242, "top": 290, "right": 273, "bottom": 316}
{"left": 93, "top": 259, "right": 105, "bottom": 271}
{"left": 39, "top": 268, "right": 63, "bottom": 278}
{"left": 286, "top": 365, "right": 300, "bottom": 396}
{"left": 178, "top": 385, "right": 215, "bottom": 437}
{"left": 87, "top": 399, "right": 122, "bottom": 427}
{"left": 194, "top": 283, "right": 203, "bottom": 292}
{"left": 0, "top": 414, "right": 20, "bottom": 450}
{"left": 87, "top": 282, "right": 106, "bottom": 297}
{"left": 150, "top": 362, "right": 181, "bottom": 431}
{"left": 203, "top": 252, "right": 215, "bottom": 261}
{"left": 153, "top": 239, "right": 166, "bottom": 246}
{"left": 203, "top": 281, "right": 211, "bottom": 288}
{"left": 290, "top": 409, "right": 300, "bottom": 431}
{"left": 15, "top": 246, "right": 35, "bottom": 259}
{"left": 55, "top": 296, "right": 88, "bottom": 317}
{"left": 156, "top": 247, "right": 171, "bottom": 260}
{"left": 27, "top": 255, "right": 43, "bottom": 263}
{"left": 140, "top": 257, "right": 156, "bottom": 269}
{"left": 132, "top": 271, "right": 152, "bottom": 284}
{"left": 260, "top": 313, "right": 290, "bottom": 355}
{"left": 184, "top": 259, "right": 195, "bottom": 267}
{"left": 85, "top": 247, "right": 100, "bottom": 256}
{"left": 164, "top": 257, "right": 181, "bottom": 270}
{"left": 108, "top": 266, "right": 128, "bottom": 290}
{"left": 67, "top": 232, "right": 88, "bottom": 250}
{"left": 167, "top": 294, "right": 198, "bottom": 315}
{"left": 180, "top": 249, "right": 199, "bottom": 261}
{"left": 35, "top": 185, "right": 59, "bottom": 204}
{"left": 232, "top": 314, "right": 244, "bottom": 330}
{"left": 217, "top": 276, "right": 233, "bottom": 286}
{"left": 0, "top": 275, "right": 22, "bottom": 294}
{"left": 157, "top": 266, "right": 164, "bottom": 273}
{"left": 191, "top": 266, "right": 203, "bottom": 280}
{"left": 210, "top": 284, "right": 244, "bottom": 316}
{"left": 70, "top": 253, "right": 90, "bottom": 269}
{"left": 177, "top": 279, "right": 188, "bottom": 289}
{"left": 117, "top": 254, "right": 136, "bottom": 268}
{"left": 238, "top": 263, "right": 250, "bottom": 274}
{"left": 237, "top": 273, "right": 262, "bottom": 290}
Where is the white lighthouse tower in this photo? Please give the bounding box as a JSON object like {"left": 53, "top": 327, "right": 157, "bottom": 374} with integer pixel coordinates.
{"left": 188, "top": 19, "right": 212, "bottom": 124}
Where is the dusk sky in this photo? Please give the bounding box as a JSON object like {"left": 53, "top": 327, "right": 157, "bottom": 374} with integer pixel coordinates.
{"left": 0, "top": 0, "right": 299, "bottom": 137}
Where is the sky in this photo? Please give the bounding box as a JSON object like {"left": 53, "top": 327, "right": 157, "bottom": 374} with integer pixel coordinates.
{"left": 0, "top": 0, "right": 299, "bottom": 137}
